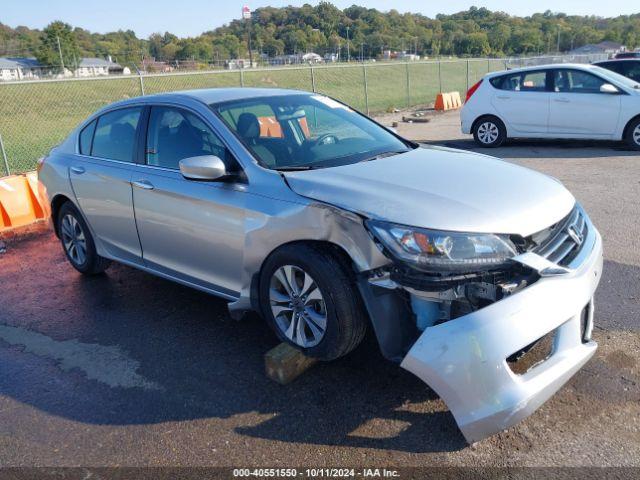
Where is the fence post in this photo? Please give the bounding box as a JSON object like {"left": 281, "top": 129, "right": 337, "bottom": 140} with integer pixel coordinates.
{"left": 363, "top": 64, "right": 369, "bottom": 116}
{"left": 405, "top": 62, "right": 411, "bottom": 108}
{"left": 0, "top": 131, "right": 9, "bottom": 177}
{"left": 438, "top": 60, "right": 442, "bottom": 93}
{"left": 310, "top": 66, "right": 316, "bottom": 93}
{"left": 240, "top": 68, "right": 245, "bottom": 87}
{"left": 133, "top": 64, "right": 145, "bottom": 96}
{"left": 466, "top": 60, "right": 470, "bottom": 93}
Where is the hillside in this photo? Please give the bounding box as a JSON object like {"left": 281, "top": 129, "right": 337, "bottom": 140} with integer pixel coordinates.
{"left": 1, "top": 3, "right": 639, "bottom": 67}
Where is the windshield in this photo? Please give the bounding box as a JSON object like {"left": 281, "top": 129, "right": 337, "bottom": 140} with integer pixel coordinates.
{"left": 591, "top": 65, "right": 640, "bottom": 90}
{"left": 212, "top": 94, "right": 413, "bottom": 170}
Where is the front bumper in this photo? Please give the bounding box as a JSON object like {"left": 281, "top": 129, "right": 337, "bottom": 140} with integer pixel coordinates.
{"left": 400, "top": 224, "right": 603, "bottom": 443}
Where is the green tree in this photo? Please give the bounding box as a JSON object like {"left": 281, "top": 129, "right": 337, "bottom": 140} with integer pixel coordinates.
{"left": 35, "top": 21, "right": 80, "bottom": 72}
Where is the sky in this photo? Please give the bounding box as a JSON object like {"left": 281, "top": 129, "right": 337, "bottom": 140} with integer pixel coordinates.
{"left": 3, "top": 0, "right": 639, "bottom": 38}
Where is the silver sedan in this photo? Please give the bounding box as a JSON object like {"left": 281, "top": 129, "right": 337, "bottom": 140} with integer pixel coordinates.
{"left": 38, "top": 88, "right": 602, "bottom": 443}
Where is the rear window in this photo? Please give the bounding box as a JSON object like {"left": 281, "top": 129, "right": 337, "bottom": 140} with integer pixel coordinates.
{"left": 79, "top": 119, "right": 96, "bottom": 155}
{"left": 490, "top": 71, "right": 547, "bottom": 92}
{"left": 91, "top": 107, "right": 142, "bottom": 162}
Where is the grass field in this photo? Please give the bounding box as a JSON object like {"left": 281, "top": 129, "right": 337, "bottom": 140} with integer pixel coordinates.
{"left": 0, "top": 59, "right": 506, "bottom": 174}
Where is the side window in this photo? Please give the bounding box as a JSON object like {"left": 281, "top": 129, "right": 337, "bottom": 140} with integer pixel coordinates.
{"left": 623, "top": 63, "right": 640, "bottom": 82}
{"left": 554, "top": 70, "right": 606, "bottom": 94}
{"left": 520, "top": 71, "right": 547, "bottom": 91}
{"left": 79, "top": 119, "right": 96, "bottom": 155}
{"left": 146, "top": 106, "right": 232, "bottom": 170}
{"left": 491, "top": 71, "right": 546, "bottom": 92}
{"left": 91, "top": 107, "right": 142, "bottom": 162}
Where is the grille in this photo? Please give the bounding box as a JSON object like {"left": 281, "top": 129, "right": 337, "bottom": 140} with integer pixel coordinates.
{"left": 534, "top": 207, "right": 588, "bottom": 267}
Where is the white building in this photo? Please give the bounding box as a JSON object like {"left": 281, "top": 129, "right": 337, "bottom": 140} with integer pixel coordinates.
{"left": 302, "top": 52, "right": 323, "bottom": 64}
{"left": 75, "top": 57, "right": 126, "bottom": 77}
{"left": 0, "top": 57, "right": 43, "bottom": 81}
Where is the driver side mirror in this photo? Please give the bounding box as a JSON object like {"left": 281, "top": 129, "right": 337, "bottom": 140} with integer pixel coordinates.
{"left": 179, "top": 155, "right": 227, "bottom": 181}
{"left": 600, "top": 83, "right": 620, "bottom": 94}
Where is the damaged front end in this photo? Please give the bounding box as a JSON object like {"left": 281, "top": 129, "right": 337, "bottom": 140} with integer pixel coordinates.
{"left": 358, "top": 204, "right": 602, "bottom": 443}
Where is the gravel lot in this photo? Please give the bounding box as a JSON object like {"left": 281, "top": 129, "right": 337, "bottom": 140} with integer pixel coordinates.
{"left": 0, "top": 110, "right": 638, "bottom": 468}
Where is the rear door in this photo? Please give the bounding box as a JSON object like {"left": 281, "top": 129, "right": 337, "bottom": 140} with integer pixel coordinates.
{"left": 490, "top": 69, "right": 551, "bottom": 133}
{"left": 548, "top": 68, "right": 621, "bottom": 136}
{"left": 70, "top": 107, "right": 143, "bottom": 264}
{"left": 130, "top": 105, "right": 246, "bottom": 297}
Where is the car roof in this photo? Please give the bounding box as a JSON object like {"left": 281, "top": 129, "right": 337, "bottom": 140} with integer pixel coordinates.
{"left": 594, "top": 58, "right": 640, "bottom": 63}
{"left": 485, "top": 63, "right": 601, "bottom": 78}
{"left": 106, "top": 87, "right": 311, "bottom": 111}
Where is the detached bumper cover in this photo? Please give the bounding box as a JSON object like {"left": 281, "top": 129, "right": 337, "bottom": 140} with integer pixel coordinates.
{"left": 400, "top": 224, "right": 603, "bottom": 443}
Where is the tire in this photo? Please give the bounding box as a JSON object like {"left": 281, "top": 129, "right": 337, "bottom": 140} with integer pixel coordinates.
{"left": 259, "top": 244, "right": 367, "bottom": 361}
{"left": 473, "top": 116, "right": 506, "bottom": 147}
{"left": 624, "top": 117, "right": 640, "bottom": 150}
{"left": 57, "top": 201, "right": 110, "bottom": 275}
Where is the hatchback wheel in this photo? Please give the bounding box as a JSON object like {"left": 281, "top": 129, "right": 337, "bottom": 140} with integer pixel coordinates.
{"left": 473, "top": 116, "right": 506, "bottom": 147}
{"left": 625, "top": 118, "right": 640, "bottom": 150}
{"left": 260, "top": 244, "right": 367, "bottom": 361}
{"left": 57, "top": 202, "right": 110, "bottom": 275}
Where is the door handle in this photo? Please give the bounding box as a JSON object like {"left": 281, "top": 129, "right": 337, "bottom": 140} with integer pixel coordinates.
{"left": 132, "top": 179, "right": 154, "bottom": 190}
{"left": 496, "top": 95, "right": 510, "bottom": 100}
{"left": 70, "top": 166, "right": 85, "bottom": 175}
{"left": 554, "top": 98, "right": 570, "bottom": 103}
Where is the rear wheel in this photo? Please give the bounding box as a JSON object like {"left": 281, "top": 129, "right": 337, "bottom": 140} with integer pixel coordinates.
{"left": 473, "top": 116, "right": 506, "bottom": 147}
{"left": 624, "top": 117, "right": 640, "bottom": 150}
{"left": 57, "top": 202, "right": 110, "bottom": 275}
{"left": 259, "top": 244, "right": 367, "bottom": 361}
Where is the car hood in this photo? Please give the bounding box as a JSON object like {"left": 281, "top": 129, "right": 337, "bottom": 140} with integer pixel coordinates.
{"left": 283, "top": 145, "right": 575, "bottom": 236}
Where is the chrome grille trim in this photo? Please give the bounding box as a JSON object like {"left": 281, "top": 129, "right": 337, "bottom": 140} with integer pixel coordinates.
{"left": 534, "top": 206, "right": 588, "bottom": 267}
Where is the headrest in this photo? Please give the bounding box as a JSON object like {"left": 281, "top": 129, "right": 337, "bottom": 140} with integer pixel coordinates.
{"left": 237, "top": 112, "right": 260, "bottom": 140}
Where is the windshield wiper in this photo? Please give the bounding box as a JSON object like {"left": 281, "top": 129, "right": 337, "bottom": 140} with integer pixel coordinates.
{"left": 359, "top": 150, "right": 408, "bottom": 163}
{"left": 274, "top": 165, "right": 318, "bottom": 171}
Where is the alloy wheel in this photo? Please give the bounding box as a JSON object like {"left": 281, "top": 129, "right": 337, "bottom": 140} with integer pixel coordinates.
{"left": 634, "top": 124, "right": 640, "bottom": 146}
{"left": 477, "top": 121, "right": 499, "bottom": 145}
{"left": 269, "top": 265, "right": 327, "bottom": 348}
{"left": 60, "top": 214, "right": 87, "bottom": 265}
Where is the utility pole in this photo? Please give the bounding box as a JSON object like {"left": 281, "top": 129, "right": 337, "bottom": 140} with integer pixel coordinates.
{"left": 242, "top": 6, "right": 253, "bottom": 68}
{"left": 56, "top": 35, "right": 65, "bottom": 72}
{"left": 346, "top": 26, "right": 350, "bottom": 63}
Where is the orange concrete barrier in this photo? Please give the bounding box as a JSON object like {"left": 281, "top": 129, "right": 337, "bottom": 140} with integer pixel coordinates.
{"left": 434, "top": 91, "right": 462, "bottom": 111}
{"left": 434, "top": 92, "right": 451, "bottom": 111}
{"left": 450, "top": 91, "right": 462, "bottom": 109}
{"left": 0, "top": 174, "right": 46, "bottom": 230}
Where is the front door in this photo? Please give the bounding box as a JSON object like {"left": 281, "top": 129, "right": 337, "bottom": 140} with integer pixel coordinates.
{"left": 131, "top": 105, "right": 245, "bottom": 297}
{"left": 548, "top": 69, "right": 621, "bottom": 136}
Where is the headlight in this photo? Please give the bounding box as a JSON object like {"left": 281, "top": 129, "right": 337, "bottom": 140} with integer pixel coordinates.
{"left": 367, "top": 220, "right": 517, "bottom": 272}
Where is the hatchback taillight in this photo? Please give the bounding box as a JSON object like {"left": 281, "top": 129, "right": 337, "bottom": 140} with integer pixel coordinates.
{"left": 36, "top": 156, "right": 46, "bottom": 173}
{"left": 466, "top": 79, "right": 483, "bottom": 103}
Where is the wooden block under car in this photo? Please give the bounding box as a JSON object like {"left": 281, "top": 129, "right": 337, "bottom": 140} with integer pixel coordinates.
{"left": 265, "top": 342, "right": 317, "bottom": 385}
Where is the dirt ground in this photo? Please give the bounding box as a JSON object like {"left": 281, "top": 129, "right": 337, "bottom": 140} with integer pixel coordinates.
{"left": 0, "top": 110, "right": 638, "bottom": 468}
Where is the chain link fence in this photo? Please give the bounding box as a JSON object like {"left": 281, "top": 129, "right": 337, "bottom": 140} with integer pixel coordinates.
{"left": 0, "top": 54, "right": 607, "bottom": 175}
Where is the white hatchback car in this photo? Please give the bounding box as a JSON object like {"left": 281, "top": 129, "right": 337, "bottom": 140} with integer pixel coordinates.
{"left": 461, "top": 63, "right": 640, "bottom": 149}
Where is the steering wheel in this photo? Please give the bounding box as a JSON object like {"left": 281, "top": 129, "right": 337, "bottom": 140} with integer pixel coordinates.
{"left": 313, "top": 134, "right": 340, "bottom": 147}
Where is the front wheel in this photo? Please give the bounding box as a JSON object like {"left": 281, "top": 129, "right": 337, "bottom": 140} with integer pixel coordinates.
{"left": 259, "top": 244, "right": 367, "bottom": 361}
{"left": 625, "top": 117, "right": 640, "bottom": 150}
{"left": 473, "top": 116, "right": 506, "bottom": 147}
